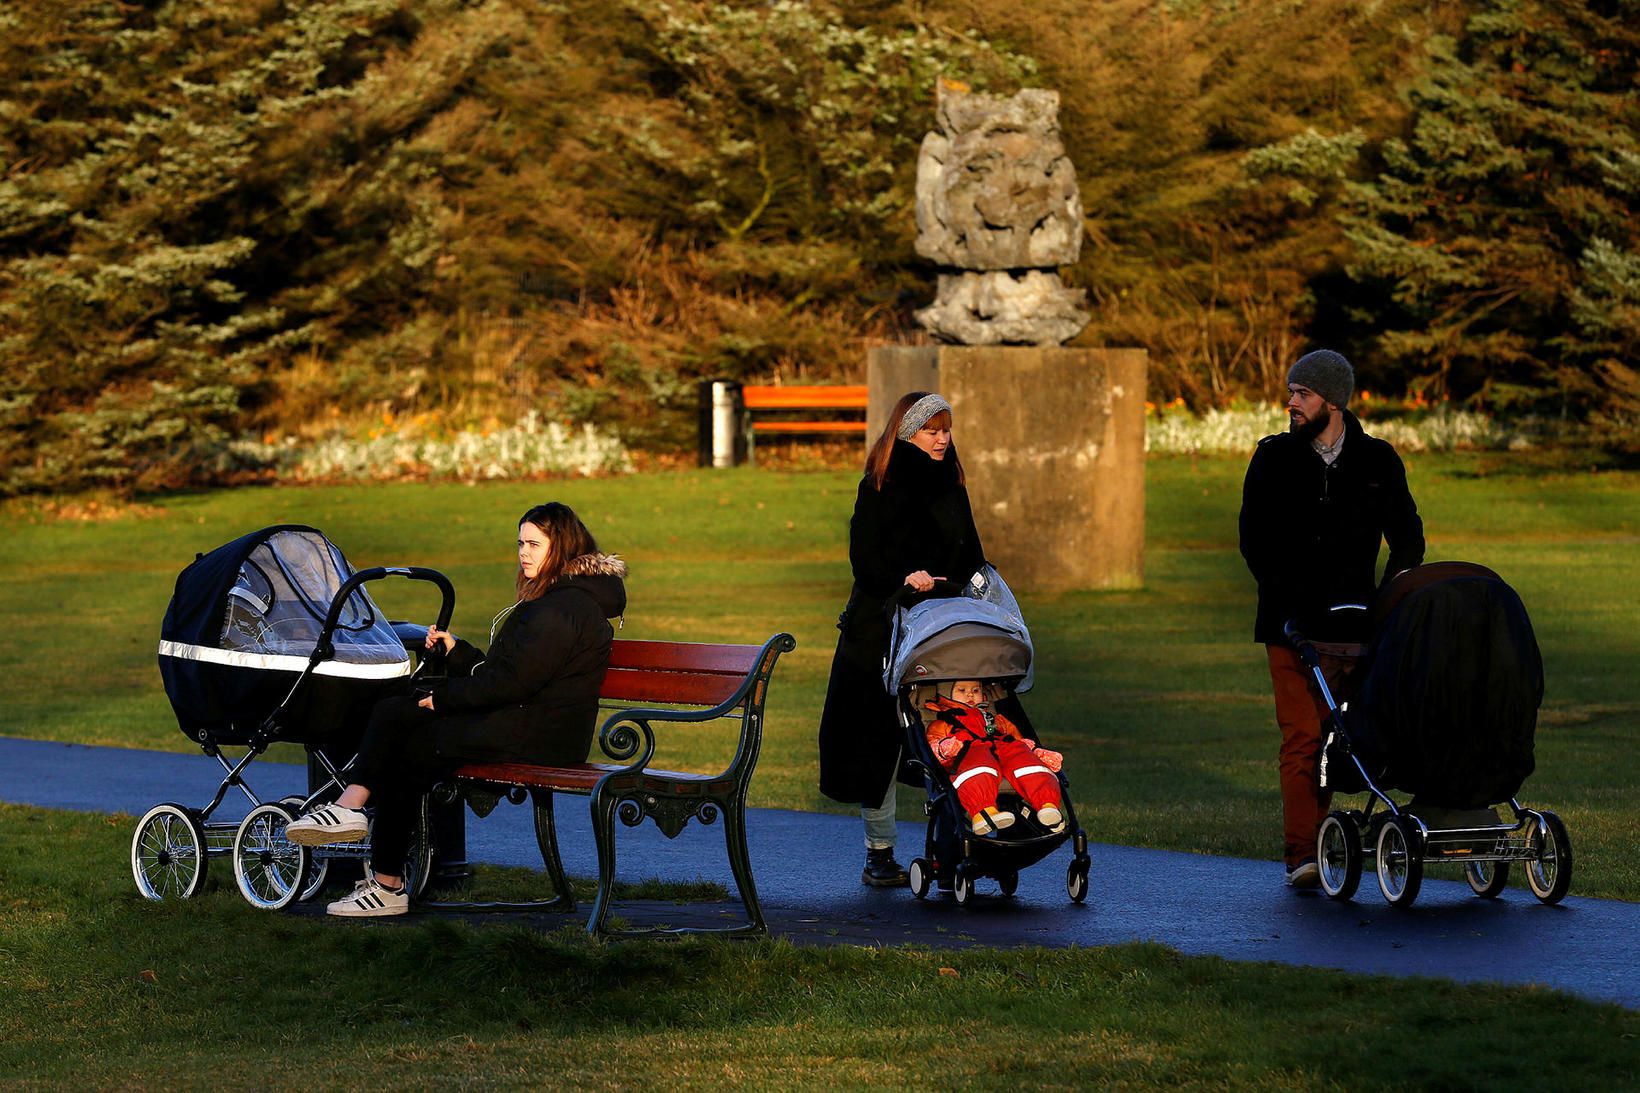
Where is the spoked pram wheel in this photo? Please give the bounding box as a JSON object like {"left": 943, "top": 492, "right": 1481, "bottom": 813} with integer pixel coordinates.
{"left": 1375, "top": 816, "right": 1423, "bottom": 908}
{"left": 131, "top": 803, "right": 209, "bottom": 900}
{"left": 233, "top": 803, "right": 311, "bottom": 910}
{"left": 1525, "top": 810, "right": 1573, "bottom": 905}
{"left": 277, "top": 795, "right": 332, "bottom": 902}
{"left": 1317, "top": 811, "right": 1363, "bottom": 901}
{"left": 1465, "top": 859, "right": 1510, "bottom": 899}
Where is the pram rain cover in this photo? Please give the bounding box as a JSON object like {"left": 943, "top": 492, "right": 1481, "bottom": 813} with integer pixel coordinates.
{"left": 158, "top": 526, "right": 410, "bottom": 743}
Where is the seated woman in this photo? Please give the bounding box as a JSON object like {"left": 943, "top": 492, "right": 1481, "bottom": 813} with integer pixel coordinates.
{"left": 287, "top": 501, "right": 627, "bottom": 917}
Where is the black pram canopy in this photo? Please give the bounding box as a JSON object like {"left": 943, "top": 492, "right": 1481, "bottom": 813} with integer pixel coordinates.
{"left": 158, "top": 525, "right": 410, "bottom": 744}
{"left": 1348, "top": 563, "right": 1541, "bottom": 808}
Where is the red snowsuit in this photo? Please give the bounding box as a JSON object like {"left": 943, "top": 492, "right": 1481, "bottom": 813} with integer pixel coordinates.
{"left": 923, "top": 697, "right": 1062, "bottom": 819}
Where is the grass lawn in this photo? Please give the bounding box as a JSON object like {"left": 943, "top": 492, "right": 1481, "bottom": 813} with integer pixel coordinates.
{"left": 2, "top": 453, "right": 1638, "bottom": 900}
{"left": 2, "top": 803, "right": 1637, "bottom": 1089}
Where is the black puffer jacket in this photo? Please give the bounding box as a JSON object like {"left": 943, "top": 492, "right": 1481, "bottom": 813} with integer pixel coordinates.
{"left": 1239, "top": 411, "right": 1424, "bottom": 644}
{"left": 429, "top": 553, "right": 627, "bottom": 765}
{"left": 818, "top": 440, "right": 985, "bottom": 806}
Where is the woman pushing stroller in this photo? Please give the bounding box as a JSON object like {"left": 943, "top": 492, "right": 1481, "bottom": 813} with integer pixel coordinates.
{"left": 818, "top": 392, "right": 987, "bottom": 887}
{"left": 286, "top": 501, "right": 626, "bottom": 917}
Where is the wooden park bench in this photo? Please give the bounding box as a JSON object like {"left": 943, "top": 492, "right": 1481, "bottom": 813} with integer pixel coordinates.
{"left": 432, "top": 633, "right": 795, "bottom": 938}
{"left": 741, "top": 384, "right": 868, "bottom": 440}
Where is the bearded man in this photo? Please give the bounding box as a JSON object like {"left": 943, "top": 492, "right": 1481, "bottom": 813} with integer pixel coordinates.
{"left": 1238, "top": 349, "right": 1425, "bottom": 889}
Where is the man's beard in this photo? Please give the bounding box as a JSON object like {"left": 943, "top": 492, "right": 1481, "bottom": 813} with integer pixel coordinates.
{"left": 1289, "top": 403, "right": 1331, "bottom": 443}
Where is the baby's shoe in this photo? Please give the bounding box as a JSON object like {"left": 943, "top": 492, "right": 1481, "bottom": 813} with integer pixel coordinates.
{"left": 971, "top": 806, "right": 1015, "bottom": 837}
{"left": 1036, "top": 803, "right": 1067, "bottom": 834}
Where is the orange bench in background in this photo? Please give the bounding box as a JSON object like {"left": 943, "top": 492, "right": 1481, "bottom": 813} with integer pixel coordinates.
{"left": 700, "top": 382, "right": 868, "bottom": 465}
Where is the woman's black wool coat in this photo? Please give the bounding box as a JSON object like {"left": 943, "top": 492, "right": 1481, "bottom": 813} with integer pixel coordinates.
{"left": 426, "top": 553, "right": 628, "bottom": 766}
{"left": 818, "top": 440, "right": 985, "bottom": 809}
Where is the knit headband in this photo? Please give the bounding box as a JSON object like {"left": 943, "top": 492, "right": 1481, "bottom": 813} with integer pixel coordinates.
{"left": 896, "top": 394, "right": 952, "bottom": 440}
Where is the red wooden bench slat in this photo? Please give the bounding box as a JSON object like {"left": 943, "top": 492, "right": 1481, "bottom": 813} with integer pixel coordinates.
{"left": 752, "top": 421, "right": 868, "bottom": 434}
{"left": 742, "top": 385, "right": 868, "bottom": 409}
{"left": 600, "top": 667, "right": 743, "bottom": 707}
{"left": 455, "top": 761, "right": 616, "bottom": 792}
{"left": 606, "top": 640, "right": 761, "bottom": 675}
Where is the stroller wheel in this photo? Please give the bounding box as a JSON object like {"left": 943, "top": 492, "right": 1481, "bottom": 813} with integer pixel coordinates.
{"left": 1066, "top": 857, "right": 1090, "bottom": 904}
{"left": 997, "top": 870, "right": 1019, "bottom": 897}
{"left": 1375, "top": 816, "right": 1423, "bottom": 908}
{"left": 1525, "top": 811, "right": 1573, "bottom": 905}
{"left": 131, "top": 803, "right": 208, "bottom": 901}
{"left": 1317, "top": 812, "right": 1363, "bottom": 901}
{"left": 1465, "top": 859, "right": 1509, "bottom": 899}
{"left": 908, "top": 858, "right": 933, "bottom": 900}
{"left": 232, "top": 803, "right": 311, "bottom": 911}
{"left": 953, "top": 865, "right": 975, "bottom": 907}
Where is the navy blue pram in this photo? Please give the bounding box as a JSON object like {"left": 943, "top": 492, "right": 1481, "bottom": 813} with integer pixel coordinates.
{"left": 137, "top": 526, "right": 452, "bottom": 910}
{"left": 1287, "top": 562, "right": 1572, "bottom": 907}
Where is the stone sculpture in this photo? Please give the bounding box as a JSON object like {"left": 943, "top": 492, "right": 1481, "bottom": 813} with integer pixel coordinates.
{"left": 914, "top": 86, "right": 1089, "bottom": 346}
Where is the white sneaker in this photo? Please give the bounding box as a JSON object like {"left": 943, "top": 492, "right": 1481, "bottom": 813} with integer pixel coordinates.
{"left": 1285, "top": 860, "right": 1321, "bottom": 889}
{"left": 326, "top": 875, "right": 408, "bottom": 917}
{"left": 285, "top": 804, "right": 369, "bottom": 846}
{"left": 1036, "top": 804, "right": 1067, "bottom": 833}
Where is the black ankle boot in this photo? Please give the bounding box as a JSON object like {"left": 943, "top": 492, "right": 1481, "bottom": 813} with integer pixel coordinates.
{"left": 862, "top": 847, "right": 909, "bottom": 888}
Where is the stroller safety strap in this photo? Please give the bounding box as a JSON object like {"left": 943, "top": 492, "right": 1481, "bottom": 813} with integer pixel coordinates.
{"left": 952, "top": 765, "right": 999, "bottom": 787}
{"left": 158, "top": 640, "right": 413, "bottom": 680}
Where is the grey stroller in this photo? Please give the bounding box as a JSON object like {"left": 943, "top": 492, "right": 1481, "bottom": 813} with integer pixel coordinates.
{"left": 886, "top": 566, "right": 1091, "bottom": 906}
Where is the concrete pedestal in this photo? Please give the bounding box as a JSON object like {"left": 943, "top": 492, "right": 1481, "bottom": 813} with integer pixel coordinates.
{"left": 867, "top": 346, "right": 1147, "bottom": 593}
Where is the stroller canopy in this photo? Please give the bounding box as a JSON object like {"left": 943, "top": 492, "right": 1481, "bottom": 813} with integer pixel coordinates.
{"left": 886, "top": 565, "right": 1034, "bottom": 692}
{"left": 1350, "top": 562, "right": 1541, "bottom": 808}
{"left": 159, "top": 526, "right": 411, "bottom": 736}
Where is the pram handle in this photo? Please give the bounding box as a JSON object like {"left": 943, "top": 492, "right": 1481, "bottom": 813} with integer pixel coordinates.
{"left": 310, "top": 566, "right": 456, "bottom": 665}
{"left": 883, "top": 576, "right": 965, "bottom": 615}
{"left": 1281, "top": 618, "right": 1325, "bottom": 672}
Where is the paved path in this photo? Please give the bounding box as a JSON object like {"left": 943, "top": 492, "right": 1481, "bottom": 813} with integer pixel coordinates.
{"left": 4, "top": 735, "right": 1636, "bottom": 1009}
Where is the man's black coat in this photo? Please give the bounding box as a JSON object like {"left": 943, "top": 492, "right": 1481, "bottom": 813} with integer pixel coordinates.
{"left": 1239, "top": 410, "right": 1425, "bottom": 644}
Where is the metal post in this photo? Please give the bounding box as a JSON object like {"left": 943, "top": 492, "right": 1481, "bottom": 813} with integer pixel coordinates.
{"left": 711, "top": 381, "right": 741, "bottom": 468}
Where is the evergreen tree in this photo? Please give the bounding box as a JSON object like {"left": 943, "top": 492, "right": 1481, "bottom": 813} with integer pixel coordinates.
{"left": 1340, "top": 0, "right": 1640, "bottom": 420}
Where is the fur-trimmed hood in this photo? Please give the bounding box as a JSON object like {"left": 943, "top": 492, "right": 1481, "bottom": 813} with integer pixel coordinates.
{"left": 562, "top": 552, "right": 627, "bottom": 579}
{"left": 554, "top": 552, "right": 627, "bottom": 619}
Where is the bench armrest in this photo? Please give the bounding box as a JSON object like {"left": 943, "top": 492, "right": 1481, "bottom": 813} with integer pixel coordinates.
{"left": 595, "top": 632, "right": 795, "bottom": 777}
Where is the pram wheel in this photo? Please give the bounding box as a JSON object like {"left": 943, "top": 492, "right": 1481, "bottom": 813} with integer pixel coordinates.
{"left": 131, "top": 803, "right": 208, "bottom": 901}
{"left": 1066, "top": 857, "right": 1090, "bottom": 904}
{"left": 1525, "top": 810, "right": 1573, "bottom": 905}
{"left": 1317, "top": 811, "right": 1363, "bottom": 901}
{"left": 908, "top": 858, "right": 933, "bottom": 900}
{"left": 997, "top": 870, "right": 1019, "bottom": 897}
{"left": 953, "top": 864, "right": 975, "bottom": 907}
{"left": 1465, "top": 859, "right": 1510, "bottom": 899}
{"left": 1375, "top": 816, "right": 1423, "bottom": 907}
{"left": 298, "top": 857, "right": 332, "bottom": 902}
{"left": 232, "top": 803, "right": 311, "bottom": 911}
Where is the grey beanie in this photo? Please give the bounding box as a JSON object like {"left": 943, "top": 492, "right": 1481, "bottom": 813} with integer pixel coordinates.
{"left": 1287, "top": 349, "right": 1354, "bottom": 407}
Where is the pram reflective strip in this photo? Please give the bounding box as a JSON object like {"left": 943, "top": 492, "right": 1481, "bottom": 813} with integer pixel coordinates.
{"left": 952, "top": 765, "right": 999, "bottom": 787}
{"left": 157, "top": 641, "right": 412, "bottom": 680}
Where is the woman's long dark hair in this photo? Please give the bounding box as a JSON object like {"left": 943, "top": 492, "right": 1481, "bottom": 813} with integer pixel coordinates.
{"left": 864, "top": 391, "right": 964, "bottom": 490}
{"left": 516, "top": 502, "right": 599, "bottom": 602}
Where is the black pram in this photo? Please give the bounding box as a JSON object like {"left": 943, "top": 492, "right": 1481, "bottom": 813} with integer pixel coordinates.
{"left": 1287, "top": 561, "right": 1572, "bottom": 907}
{"left": 886, "top": 566, "right": 1091, "bottom": 906}
{"left": 137, "top": 525, "right": 452, "bottom": 909}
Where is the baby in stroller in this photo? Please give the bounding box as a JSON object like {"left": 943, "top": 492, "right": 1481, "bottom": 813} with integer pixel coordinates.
{"left": 925, "top": 680, "right": 1066, "bottom": 837}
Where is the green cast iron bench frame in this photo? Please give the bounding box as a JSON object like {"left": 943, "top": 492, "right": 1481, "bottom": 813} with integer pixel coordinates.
{"left": 432, "top": 633, "right": 795, "bottom": 938}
